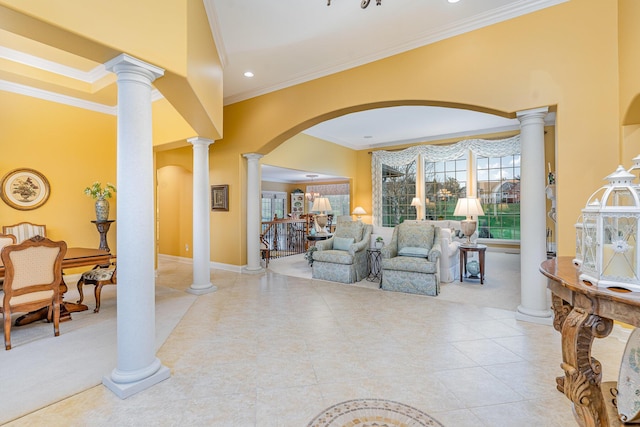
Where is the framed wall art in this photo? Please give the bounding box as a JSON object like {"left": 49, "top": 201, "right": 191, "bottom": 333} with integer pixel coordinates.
{"left": 0, "top": 168, "right": 51, "bottom": 210}
{"left": 211, "top": 184, "right": 229, "bottom": 211}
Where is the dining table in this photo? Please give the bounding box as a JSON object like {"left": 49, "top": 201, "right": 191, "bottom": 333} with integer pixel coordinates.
{"left": 0, "top": 247, "right": 111, "bottom": 324}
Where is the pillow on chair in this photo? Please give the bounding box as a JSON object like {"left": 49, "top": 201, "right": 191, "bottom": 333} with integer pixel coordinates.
{"left": 398, "top": 246, "right": 429, "bottom": 258}
{"left": 333, "top": 237, "right": 354, "bottom": 251}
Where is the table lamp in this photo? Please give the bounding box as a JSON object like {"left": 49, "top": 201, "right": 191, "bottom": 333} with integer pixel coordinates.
{"left": 351, "top": 206, "right": 367, "bottom": 221}
{"left": 411, "top": 197, "right": 422, "bottom": 220}
{"left": 454, "top": 197, "right": 484, "bottom": 245}
{"left": 312, "top": 197, "right": 332, "bottom": 235}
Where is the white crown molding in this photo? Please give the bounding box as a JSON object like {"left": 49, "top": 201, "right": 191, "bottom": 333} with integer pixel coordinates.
{"left": 223, "top": 0, "right": 569, "bottom": 105}
{"left": 0, "top": 80, "right": 116, "bottom": 114}
{"left": 0, "top": 80, "right": 164, "bottom": 115}
{"left": 0, "top": 46, "right": 109, "bottom": 83}
{"left": 203, "top": 0, "right": 228, "bottom": 69}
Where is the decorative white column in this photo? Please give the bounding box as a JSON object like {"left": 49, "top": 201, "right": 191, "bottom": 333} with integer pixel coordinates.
{"left": 187, "top": 137, "right": 217, "bottom": 295}
{"left": 516, "top": 107, "right": 553, "bottom": 324}
{"left": 103, "top": 54, "right": 170, "bottom": 398}
{"left": 243, "top": 153, "right": 264, "bottom": 273}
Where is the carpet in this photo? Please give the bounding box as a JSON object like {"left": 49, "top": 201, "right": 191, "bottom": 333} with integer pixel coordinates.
{"left": 0, "top": 282, "right": 196, "bottom": 425}
{"left": 308, "top": 399, "right": 445, "bottom": 427}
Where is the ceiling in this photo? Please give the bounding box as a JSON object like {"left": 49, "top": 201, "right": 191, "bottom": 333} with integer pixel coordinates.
{"left": 0, "top": 0, "right": 562, "bottom": 182}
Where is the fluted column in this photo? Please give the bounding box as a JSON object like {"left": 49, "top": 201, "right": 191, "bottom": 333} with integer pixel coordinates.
{"left": 103, "top": 54, "right": 169, "bottom": 398}
{"left": 516, "top": 107, "right": 553, "bottom": 324}
{"left": 187, "top": 137, "right": 217, "bottom": 295}
{"left": 243, "top": 153, "right": 264, "bottom": 273}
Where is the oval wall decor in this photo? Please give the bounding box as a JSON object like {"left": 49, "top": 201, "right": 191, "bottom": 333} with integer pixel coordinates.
{"left": 0, "top": 168, "right": 51, "bottom": 210}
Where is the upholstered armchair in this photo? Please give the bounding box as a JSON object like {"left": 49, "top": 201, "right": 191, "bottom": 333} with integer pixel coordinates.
{"left": 380, "top": 222, "right": 441, "bottom": 296}
{"left": 312, "top": 221, "right": 373, "bottom": 284}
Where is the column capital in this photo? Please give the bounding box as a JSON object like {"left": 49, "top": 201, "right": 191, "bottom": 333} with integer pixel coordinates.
{"left": 187, "top": 137, "right": 214, "bottom": 147}
{"left": 243, "top": 153, "right": 263, "bottom": 161}
{"left": 105, "top": 53, "right": 164, "bottom": 82}
{"left": 516, "top": 106, "right": 549, "bottom": 123}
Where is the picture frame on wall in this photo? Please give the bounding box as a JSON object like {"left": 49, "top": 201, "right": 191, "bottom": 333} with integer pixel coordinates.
{"left": 211, "top": 184, "right": 229, "bottom": 211}
{"left": 0, "top": 168, "right": 51, "bottom": 210}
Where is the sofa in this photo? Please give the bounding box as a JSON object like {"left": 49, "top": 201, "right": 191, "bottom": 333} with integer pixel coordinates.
{"left": 380, "top": 222, "right": 441, "bottom": 296}
{"left": 312, "top": 221, "right": 373, "bottom": 284}
{"left": 371, "top": 219, "right": 477, "bottom": 283}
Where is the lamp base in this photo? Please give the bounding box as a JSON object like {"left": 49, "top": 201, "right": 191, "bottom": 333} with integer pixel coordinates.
{"left": 315, "top": 213, "right": 329, "bottom": 235}
{"left": 460, "top": 219, "right": 477, "bottom": 245}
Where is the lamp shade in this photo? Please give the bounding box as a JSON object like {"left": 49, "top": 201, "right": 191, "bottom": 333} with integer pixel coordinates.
{"left": 311, "top": 197, "right": 332, "bottom": 212}
{"left": 351, "top": 206, "right": 367, "bottom": 215}
{"left": 410, "top": 197, "right": 421, "bottom": 207}
{"left": 454, "top": 197, "right": 484, "bottom": 219}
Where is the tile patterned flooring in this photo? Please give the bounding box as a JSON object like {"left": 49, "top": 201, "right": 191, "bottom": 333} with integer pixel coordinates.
{"left": 7, "top": 257, "right": 628, "bottom": 426}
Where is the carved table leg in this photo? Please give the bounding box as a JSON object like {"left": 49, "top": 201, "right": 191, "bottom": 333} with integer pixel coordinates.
{"left": 558, "top": 306, "right": 614, "bottom": 427}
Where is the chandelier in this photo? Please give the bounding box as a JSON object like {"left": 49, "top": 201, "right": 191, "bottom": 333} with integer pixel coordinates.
{"left": 327, "top": 0, "right": 381, "bottom": 8}
{"left": 305, "top": 175, "right": 320, "bottom": 202}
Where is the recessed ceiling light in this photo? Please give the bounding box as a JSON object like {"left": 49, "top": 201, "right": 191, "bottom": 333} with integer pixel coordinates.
{"left": 364, "top": 135, "right": 373, "bottom": 139}
{"left": 244, "top": 71, "right": 254, "bottom": 78}
{"left": 448, "top": 0, "right": 460, "bottom": 3}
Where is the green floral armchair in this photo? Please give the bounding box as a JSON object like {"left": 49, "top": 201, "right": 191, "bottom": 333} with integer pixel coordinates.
{"left": 311, "top": 221, "right": 373, "bottom": 284}
{"left": 380, "top": 222, "right": 441, "bottom": 296}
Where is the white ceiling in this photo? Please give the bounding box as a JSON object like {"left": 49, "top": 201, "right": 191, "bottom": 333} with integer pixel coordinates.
{"left": 0, "top": 1, "right": 562, "bottom": 183}
{"left": 205, "top": 0, "right": 563, "bottom": 181}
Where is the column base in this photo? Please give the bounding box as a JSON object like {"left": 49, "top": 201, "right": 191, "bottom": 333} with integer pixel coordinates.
{"left": 187, "top": 283, "right": 218, "bottom": 295}
{"left": 515, "top": 305, "right": 553, "bottom": 325}
{"left": 242, "top": 266, "right": 264, "bottom": 274}
{"left": 103, "top": 365, "right": 170, "bottom": 399}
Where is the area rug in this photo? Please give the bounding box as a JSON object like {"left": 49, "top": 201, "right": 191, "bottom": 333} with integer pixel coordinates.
{"left": 307, "top": 398, "right": 445, "bottom": 427}
{"left": 0, "top": 284, "right": 197, "bottom": 425}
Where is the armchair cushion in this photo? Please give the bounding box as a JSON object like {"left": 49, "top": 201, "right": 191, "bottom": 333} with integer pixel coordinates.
{"left": 398, "top": 246, "right": 429, "bottom": 258}
{"left": 333, "top": 236, "right": 354, "bottom": 251}
{"left": 397, "top": 223, "right": 435, "bottom": 253}
{"left": 334, "top": 220, "right": 365, "bottom": 242}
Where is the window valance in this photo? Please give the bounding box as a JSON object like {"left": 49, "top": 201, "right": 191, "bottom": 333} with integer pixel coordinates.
{"left": 371, "top": 135, "right": 521, "bottom": 226}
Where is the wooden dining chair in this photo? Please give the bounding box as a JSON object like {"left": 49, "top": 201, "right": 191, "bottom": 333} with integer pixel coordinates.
{"left": 2, "top": 222, "right": 46, "bottom": 244}
{"left": 0, "top": 235, "right": 67, "bottom": 350}
{"left": 76, "top": 257, "right": 116, "bottom": 313}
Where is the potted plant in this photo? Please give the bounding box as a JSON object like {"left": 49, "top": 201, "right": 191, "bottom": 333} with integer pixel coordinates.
{"left": 375, "top": 236, "right": 384, "bottom": 249}
{"left": 84, "top": 182, "right": 116, "bottom": 221}
{"left": 304, "top": 245, "right": 317, "bottom": 266}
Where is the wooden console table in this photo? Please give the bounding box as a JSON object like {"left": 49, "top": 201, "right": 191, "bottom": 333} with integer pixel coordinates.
{"left": 540, "top": 257, "right": 640, "bottom": 427}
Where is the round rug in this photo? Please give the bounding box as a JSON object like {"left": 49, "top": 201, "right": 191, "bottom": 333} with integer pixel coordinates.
{"left": 307, "top": 398, "right": 445, "bottom": 427}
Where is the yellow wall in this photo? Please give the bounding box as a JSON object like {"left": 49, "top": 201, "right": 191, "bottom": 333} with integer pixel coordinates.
{"left": 0, "top": 91, "right": 116, "bottom": 249}
{"left": 157, "top": 165, "right": 192, "bottom": 257}
{"left": 3, "top": 0, "right": 640, "bottom": 267}
{"left": 216, "top": 0, "right": 621, "bottom": 262}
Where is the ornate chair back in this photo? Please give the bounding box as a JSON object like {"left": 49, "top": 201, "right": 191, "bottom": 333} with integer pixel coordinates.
{"left": 0, "top": 236, "right": 66, "bottom": 350}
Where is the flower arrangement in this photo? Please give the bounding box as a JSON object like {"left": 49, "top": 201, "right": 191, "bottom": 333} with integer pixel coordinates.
{"left": 84, "top": 182, "right": 117, "bottom": 200}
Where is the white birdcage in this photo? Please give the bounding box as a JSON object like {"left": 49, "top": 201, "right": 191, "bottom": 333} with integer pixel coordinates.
{"left": 578, "top": 165, "right": 640, "bottom": 291}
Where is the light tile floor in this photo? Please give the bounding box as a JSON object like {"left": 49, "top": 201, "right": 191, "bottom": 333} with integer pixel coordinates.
{"left": 7, "top": 257, "right": 628, "bottom": 426}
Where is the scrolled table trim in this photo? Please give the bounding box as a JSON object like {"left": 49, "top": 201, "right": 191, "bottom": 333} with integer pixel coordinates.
{"left": 541, "top": 257, "right": 640, "bottom": 427}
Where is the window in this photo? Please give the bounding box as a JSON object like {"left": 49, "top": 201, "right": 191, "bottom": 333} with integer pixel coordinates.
{"left": 372, "top": 136, "right": 522, "bottom": 242}
{"left": 424, "top": 155, "right": 467, "bottom": 220}
{"left": 381, "top": 160, "right": 416, "bottom": 226}
{"left": 476, "top": 154, "right": 521, "bottom": 239}
{"left": 307, "top": 183, "right": 350, "bottom": 216}
{"left": 261, "top": 191, "right": 286, "bottom": 221}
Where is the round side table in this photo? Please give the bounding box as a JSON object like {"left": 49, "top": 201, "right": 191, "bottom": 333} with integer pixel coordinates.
{"left": 459, "top": 244, "right": 487, "bottom": 284}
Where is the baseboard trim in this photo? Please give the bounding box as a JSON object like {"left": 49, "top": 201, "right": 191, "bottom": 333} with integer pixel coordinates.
{"left": 157, "top": 254, "right": 243, "bottom": 273}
